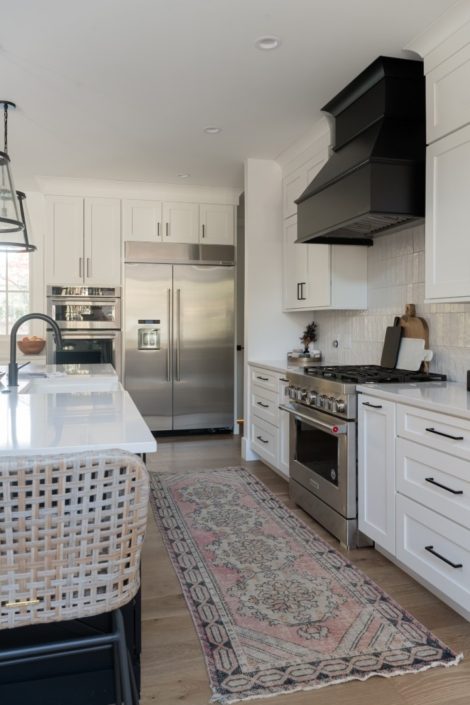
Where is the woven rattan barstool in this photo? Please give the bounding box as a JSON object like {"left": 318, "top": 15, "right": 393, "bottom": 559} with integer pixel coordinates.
{"left": 0, "top": 450, "right": 149, "bottom": 705}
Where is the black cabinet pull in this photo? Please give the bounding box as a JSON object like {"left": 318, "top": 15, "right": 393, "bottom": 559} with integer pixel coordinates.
{"left": 256, "top": 435, "right": 269, "bottom": 444}
{"left": 425, "top": 427, "right": 464, "bottom": 441}
{"left": 256, "top": 375, "right": 269, "bottom": 381}
{"left": 425, "top": 545, "right": 463, "bottom": 569}
{"left": 425, "top": 477, "right": 463, "bottom": 495}
{"left": 362, "top": 401, "right": 382, "bottom": 409}
{"left": 257, "top": 401, "right": 269, "bottom": 408}
{"left": 300, "top": 282, "right": 307, "bottom": 300}
{"left": 279, "top": 377, "right": 289, "bottom": 383}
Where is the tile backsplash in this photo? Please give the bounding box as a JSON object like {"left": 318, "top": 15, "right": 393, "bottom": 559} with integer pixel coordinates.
{"left": 314, "top": 224, "right": 470, "bottom": 382}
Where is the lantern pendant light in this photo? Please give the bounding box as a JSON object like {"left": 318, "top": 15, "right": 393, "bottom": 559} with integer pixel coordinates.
{"left": 0, "top": 100, "right": 36, "bottom": 252}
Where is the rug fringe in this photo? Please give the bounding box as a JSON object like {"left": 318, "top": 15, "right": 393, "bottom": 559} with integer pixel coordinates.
{"left": 209, "top": 652, "right": 464, "bottom": 704}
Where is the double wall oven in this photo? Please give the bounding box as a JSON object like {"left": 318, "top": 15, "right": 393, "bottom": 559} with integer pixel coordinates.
{"left": 46, "top": 286, "right": 122, "bottom": 376}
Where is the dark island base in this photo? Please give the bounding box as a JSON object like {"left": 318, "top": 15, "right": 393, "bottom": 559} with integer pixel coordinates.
{"left": 0, "top": 591, "right": 141, "bottom": 705}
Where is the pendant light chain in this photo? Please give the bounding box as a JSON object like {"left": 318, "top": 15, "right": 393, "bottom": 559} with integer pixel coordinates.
{"left": 4, "top": 102, "right": 8, "bottom": 154}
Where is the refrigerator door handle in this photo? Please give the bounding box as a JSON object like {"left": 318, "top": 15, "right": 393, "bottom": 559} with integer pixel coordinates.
{"left": 176, "top": 288, "right": 181, "bottom": 381}
{"left": 167, "top": 288, "right": 172, "bottom": 382}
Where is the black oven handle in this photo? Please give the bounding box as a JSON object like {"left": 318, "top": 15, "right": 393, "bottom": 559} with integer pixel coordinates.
{"left": 279, "top": 404, "right": 347, "bottom": 435}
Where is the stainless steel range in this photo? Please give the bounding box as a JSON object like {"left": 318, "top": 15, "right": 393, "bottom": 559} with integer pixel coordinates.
{"left": 280, "top": 365, "right": 447, "bottom": 548}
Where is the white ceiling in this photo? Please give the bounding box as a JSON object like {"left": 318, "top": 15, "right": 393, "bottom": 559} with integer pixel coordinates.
{"left": 1, "top": 0, "right": 457, "bottom": 189}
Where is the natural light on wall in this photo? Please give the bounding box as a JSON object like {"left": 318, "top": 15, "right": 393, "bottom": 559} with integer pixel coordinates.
{"left": 0, "top": 252, "right": 30, "bottom": 334}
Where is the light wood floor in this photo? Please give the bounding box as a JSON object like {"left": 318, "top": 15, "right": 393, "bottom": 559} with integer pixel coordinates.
{"left": 141, "top": 435, "right": 470, "bottom": 705}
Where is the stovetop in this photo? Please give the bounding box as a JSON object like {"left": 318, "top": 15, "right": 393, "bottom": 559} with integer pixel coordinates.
{"left": 304, "top": 364, "right": 447, "bottom": 384}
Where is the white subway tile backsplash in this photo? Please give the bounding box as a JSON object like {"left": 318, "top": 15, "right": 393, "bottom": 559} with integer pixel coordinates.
{"left": 315, "top": 224, "right": 469, "bottom": 382}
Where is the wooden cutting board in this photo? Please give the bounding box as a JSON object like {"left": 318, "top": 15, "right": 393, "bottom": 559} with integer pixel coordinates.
{"left": 398, "top": 304, "right": 429, "bottom": 348}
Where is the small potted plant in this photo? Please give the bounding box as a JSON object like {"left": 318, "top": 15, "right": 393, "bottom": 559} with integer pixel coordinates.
{"left": 300, "top": 321, "right": 317, "bottom": 356}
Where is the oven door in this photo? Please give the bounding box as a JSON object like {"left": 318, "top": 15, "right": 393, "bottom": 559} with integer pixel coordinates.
{"left": 48, "top": 298, "right": 121, "bottom": 330}
{"left": 47, "top": 331, "right": 122, "bottom": 379}
{"left": 280, "top": 402, "right": 356, "bottom": 519}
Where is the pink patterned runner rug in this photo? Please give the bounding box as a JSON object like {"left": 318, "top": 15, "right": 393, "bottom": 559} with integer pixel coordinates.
{"left": 149, "top": 468, "right": 462, "bottom": 703}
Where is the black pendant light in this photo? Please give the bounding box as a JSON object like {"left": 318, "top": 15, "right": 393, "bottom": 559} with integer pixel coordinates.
{"left": 0, "top": 101, "right": 36, "bottom": 253}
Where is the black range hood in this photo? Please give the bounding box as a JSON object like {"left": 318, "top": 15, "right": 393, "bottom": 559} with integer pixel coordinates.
{"left": 296, "top": 56, "right": 425, "bottom": 246}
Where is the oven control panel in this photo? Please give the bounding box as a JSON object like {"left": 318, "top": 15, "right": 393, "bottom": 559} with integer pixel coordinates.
{"left": 288, "top": 385, "right": 348, "bottom": 418}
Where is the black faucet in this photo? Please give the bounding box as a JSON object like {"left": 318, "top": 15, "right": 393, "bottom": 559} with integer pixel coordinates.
{"left": 8, "top": 313, "right": 63, "bottom": 387}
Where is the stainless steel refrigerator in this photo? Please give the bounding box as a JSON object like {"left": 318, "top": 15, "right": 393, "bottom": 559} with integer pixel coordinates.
{"left": 124, "top": 242, "right": 235, "bottom": 432}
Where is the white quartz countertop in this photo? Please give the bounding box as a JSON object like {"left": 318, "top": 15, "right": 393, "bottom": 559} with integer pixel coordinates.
{"left": 357, "top": 381, "right": 470, "bottom": 421}
{"left": 248, "top": 360, "right": 292, "bottom": 374}
{"left": 0, "top": 363, "right": 156, "bottom": 457}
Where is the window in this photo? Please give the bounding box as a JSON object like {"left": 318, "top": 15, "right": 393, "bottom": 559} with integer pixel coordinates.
{"left": 0, "top": 252, "right": 30, "bottom": 335}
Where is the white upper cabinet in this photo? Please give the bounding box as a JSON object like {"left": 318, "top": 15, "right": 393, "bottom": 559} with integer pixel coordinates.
{"left": 426, "top": 42, "right": 470, "bottom": 144}
{"left": 122, "top": 199, "right": 163, "bottom": 242}
{"left": 282, "top": 216, "right": 367, "bottom": 311}
{"left": 46, "top": 196, "right": 84, "bottom": 285}
{"left": 123, "top": 199, "right": 235, "bottom": 245}
{"left": 283, "top": 153, "right": 327, "bottom": 220}
{"left": 425, "top": 123, "right": 470, "bottom": 301}
{"left": 162, "top": 202, "right": 199, "bottom": 243}
{"left": 46, "top": 195, "right": 121, "bottom": 286}
{"left": 200, "top": 204, "right": 234, "bottom": 245}
{"left": 84, "top": 198, "right": 121, "bottom": 286}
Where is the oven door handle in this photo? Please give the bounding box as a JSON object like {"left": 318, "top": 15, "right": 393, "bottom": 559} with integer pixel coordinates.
{"left": 278, "top": 404, "right": 347, "bottom": 435}
{"left": 57, "top": 332, "right": 119, "bottom": 340}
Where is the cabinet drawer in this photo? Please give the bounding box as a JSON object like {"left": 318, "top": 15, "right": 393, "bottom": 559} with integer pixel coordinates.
{"left": 397, "top": 494, "right": 470, "bottom": 612}
{"left": 250, "top": 367, "right": 277, "bottom": 392}
{"left": 251, "top": 384, "right": 279, "bottom": 426}
{"left": 251, "top": 417, "right": 278, "bottom": 467}
{"left": 397, "top": 404, "right": 470, "bottom": 461}
{"left": 397, "top": 438, "right": 470, "bottom": 529}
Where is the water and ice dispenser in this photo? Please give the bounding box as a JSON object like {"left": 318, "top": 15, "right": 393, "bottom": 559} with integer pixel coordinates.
{"left": 137, "top": 319, "right": 160, "bottom": 350}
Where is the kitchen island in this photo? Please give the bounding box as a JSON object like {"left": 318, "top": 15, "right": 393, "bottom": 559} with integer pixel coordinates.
{"left": 0, "top": 363, "right": 156, "bottom": 705}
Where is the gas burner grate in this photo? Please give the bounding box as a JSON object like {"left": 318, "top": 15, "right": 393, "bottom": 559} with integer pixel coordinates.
{"left": 305, "top": 364, "right": 446, "bottom": 384}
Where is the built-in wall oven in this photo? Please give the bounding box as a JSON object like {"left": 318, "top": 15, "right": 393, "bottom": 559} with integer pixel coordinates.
{"left": 46, "top": 286, "right": 122, "bottom": 376}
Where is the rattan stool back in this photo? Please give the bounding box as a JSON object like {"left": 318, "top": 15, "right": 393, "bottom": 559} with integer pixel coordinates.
{"left": 0, "top": 450, "right": 149, "bottom": 630}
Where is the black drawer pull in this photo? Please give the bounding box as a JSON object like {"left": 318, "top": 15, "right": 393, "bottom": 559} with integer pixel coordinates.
{"left": 256, "top": 435, "right": 269, "bottom": 444}
{"left": 279, "top": 377, "right": 289, "bottom": 383}
{"left": 362, "top": 401, "right": 382, "bottom": 409}
{"left": 425, "top": 545, "right": 463, "bottom": 569}
{"left": 425, "top": 477, "right": 463, "bottom": 495}
{"left": 256, "top": 376, "right": 269, "bottom": 381}
{"left": 256, "top": 401, "right": 269, "bottom": 408}
{"left": 425, "top": 427, "right": 464, "bottom": 441}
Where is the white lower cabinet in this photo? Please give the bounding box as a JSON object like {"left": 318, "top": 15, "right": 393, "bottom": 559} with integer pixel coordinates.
{"left": 249, "top": 365, "right": 290, "bottom": 479}
{"left": 359, "top": 393, "right": 470, "bottom": 618}
{"left": 396, "top": 494, "right": 470, "bottom": 612}
{"left": 358, "top": 395, "right": 396, "bottom": 554}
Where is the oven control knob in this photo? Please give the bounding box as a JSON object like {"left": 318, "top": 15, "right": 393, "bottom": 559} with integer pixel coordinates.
{"left": 295, "top": 388, "right": 303, "bottom": 401}
{"left": 307, "top": 391, "right": 317, "bottom": 405}
{"left": 335, "top": 399, "right": 346, "bottom": 413}
{"left": 327, "top": 396, "right": 335, "bottom": 411}
{"left": 288, "top": 386, "right": 297, "bottom": 400}
{"left": 299, "top": 388, "right": 307, "bottom": 401}
{"left": 318, "top": 394, "right": 327, "bottom": 408}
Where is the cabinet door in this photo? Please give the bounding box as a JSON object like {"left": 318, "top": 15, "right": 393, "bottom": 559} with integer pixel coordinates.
{"left": 46, "top": 196, "right": 84, "bottom": 285}
{"left": 200, "top": 204, "right": 234, "bottom": 245}
{"left": 84, "top": 198, "right": 121, "bottom": 286}
{"left": 426, "top": 43, "right": 470, "bottom": 144}
{"left": 358, "top": 394, "right": 396, "bottom": 553}
{"left": 282, "top": 216, "right": 309, "bottom": 310}
{"left": 278, "top": 376, "right": 290, "bottom": 478}
{"left": 122, "top": 199, "right": 162, "bottom": 242}
{"left": 283, "top": 153, "right": 327, "bottom": 219}
{"left": 305, "top": 245, "right": 331, "bottom": 308}
{"left": 162, "top": 202, "right": 199, "bottom": 243}
{"left": 426, "top": 125, "right": 470, "bottom": 301}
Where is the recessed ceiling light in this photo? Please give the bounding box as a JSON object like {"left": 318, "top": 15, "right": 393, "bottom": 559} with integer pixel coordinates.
{"left": 177, "top": 173, "right": 190, "bottom": 179}
{"left": 255, "top": 35, "right": 281, "bottom": 51}
{"left": 204, "top": 126, "right": 222, "bottom": 134}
